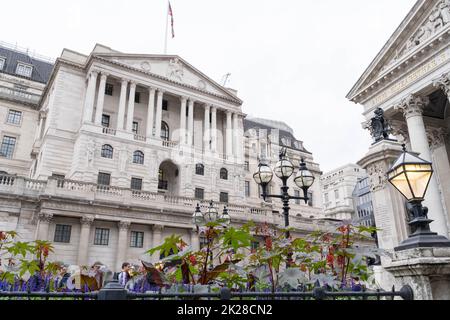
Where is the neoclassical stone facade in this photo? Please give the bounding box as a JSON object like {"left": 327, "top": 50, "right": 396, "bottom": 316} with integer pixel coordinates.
{"left": 1, "top": 43, "right": 327, "bottom": 271}
{"left": 348, "top": 0, "right": 450, "bottom": 289}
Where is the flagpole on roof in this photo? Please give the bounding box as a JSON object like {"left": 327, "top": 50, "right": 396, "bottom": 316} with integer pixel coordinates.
{"left": 164, "top": 1, "right": 169, "bottom": 54}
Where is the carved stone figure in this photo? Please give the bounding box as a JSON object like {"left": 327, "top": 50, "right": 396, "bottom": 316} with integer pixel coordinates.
{"left": 167, "top": 58, "right": 184, "bottom": 82}
{"left": 366, "top": 108, "right": 391, "bottom": 143}
{"left": 438, "top": 0, "right": 450, "bottom": 25}
{"left": 86, "top": 141, "right": 95, "bottom": 168}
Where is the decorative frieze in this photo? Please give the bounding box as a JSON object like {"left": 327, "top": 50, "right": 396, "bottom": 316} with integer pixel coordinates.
{"left": 80, "top": 215, "right": 94, "bottom": 226}
{"left": 118, "top": 220, "right": 131, "bottom": 230}
{"left": 390, "top": 120, "right": 410, "bottom": 144}
{"left": 37, "top": 212, "right": 53, "bottom": 223}
{"left": 366, "top": 162, "right": 389, "bottom": 192}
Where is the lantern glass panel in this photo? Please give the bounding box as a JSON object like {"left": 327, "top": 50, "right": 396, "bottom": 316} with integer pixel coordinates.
{"left": 274, "top": 159, "right": 294, "bottom": 179}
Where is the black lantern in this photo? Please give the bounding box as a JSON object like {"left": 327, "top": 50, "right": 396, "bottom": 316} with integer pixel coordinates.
{"left": 387, "top": 145, "right": 450, "bottom": 251}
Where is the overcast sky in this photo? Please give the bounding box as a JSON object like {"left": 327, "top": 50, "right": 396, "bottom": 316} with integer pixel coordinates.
{"left": 1, "top": 0, "right": 416, "bottom": 172}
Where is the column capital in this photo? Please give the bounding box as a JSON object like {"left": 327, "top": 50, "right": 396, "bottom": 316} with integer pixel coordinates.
{"left": 120, "top": 78, "right": 129, "bottom": 85}
{"left": 211, "top": 105, "right": 217, "bottom": 111}
{"left": 188, "top": 98, "right": 196, "bottom": 104}
{"left": 129, "top": 81, "right": 137, "bottom": 88}
{"left": 80, "top": 215, "right": 94, "bottom": 226}
{"left": 148, "top": 86, "right": 156, "bottom": 93}
{"left": 157, "top": 89, "right": 165, "bottom": 95}
{"left": 204, "top": 103, "right": 211, "bottom": 109}
{"left": 427, "top": 127, "right": 448, "bottom": 151}
{"left": 179, "top": 96, "right": 188, "bottom": 103}
{"left": 118, "top": 220, "right": 131, "bottom": 230}
{"left": 394, "top": 94, "right": 429, "bottom": 119}
{"left": 100, "top": 72, "right": 109, "bottom": 79}
{"left": 37, "top": 212, "right": 53, "bottom": 223}
{"left": 433, "top": 72, "right": 450, "bottom": 97}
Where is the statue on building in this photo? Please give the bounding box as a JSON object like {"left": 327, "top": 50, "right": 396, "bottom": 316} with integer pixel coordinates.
{"left": 86, "top": 142, "right": 95, "bottom": 168}
{"left": 167, "top": 58, "right": 184, "bottom": 82}
{"left": 366, "top": 108, "right": 392, "bottom": 144}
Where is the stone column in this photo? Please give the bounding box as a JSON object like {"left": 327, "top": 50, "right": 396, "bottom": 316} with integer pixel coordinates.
{"left": 117, "top": 79, "right": 128, "bottom": 130}
{"left": 179, "top": 96, "right": 187, "bottom": 144}
{"left": 82, "top": 70, "right": 99, "bottom": 123}
{"left": 211, "top": 106, "right": 217, "bottom": 153}
{"left": 187, "top": 99, "right": 195, "bottom": 146}
{"left": 146, "top": 87, "right": 156, "bottom": 139}
{"left": 126, "top": 82, "right": 137, "bottom": 132}
{"left": 395, "top": 95, "right": 449, "bottom": 237}
{"left": 77, "top": 216, "right": 94, "bottom": 266}
{"left": 36, "top": 212, "right": 53, "bottom": 241}
{"left": 116, "top": 221, "right": 131, "bottom": 271}
{"left": 428, "top": 127, "right": 450, "bottom": 231}
{"left": 154, "top": 90, "right": 164, "bottom": 139}
{"left": 190, "top": 228, "right": 200, "bottom": 251}
{"left": 226, "top": 111, "right": 233, "bottom": 159}
{"left": 204, "top": 104, "right": 211, "bottom": 152}
{"left": 94, "top": 73, "right": 108, "bottom": 125}
{"left": 233, "top": 113, "right": 240, "bottom": 161}
{"left": 152, "top": 225, "right": 164, "bottom": 263}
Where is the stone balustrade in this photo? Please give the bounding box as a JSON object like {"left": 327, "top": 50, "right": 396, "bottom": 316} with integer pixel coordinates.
{"left": 0, "top": 175, "right": 273, "bottom": 220}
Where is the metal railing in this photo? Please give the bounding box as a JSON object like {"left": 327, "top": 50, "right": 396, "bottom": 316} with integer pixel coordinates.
{"left": 0, "top": 281, "right": 414, "bottom": 300}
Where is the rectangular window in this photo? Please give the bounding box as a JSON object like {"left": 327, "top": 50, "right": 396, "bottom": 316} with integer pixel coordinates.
{"left": 101, "top": 114, "right": 110, "bottom": 128}
{"left": 195, "top": 188, "right": 204, "bottom": 200}
{"left": 105, "top": 83, "right": 113, "bottom": 96}
{"left": 54, "top": 224, "right": 71, "bottom": 243}
{"left": 162, "top": 100, "right": 168, "bottom": 111}
{"left": 52, "top": 173, "right": 65, "bottom": 188}
{"left": 324, "top": 193, "right": 329, "bottom": 203}
{"left": 308, "top": 191, "right": 313, "bottom": 207}
{"left": 94, "top": 228, "right": 110, "bottom": 246}
{"left": 334, "top": 189, "right": 340, "bottom": 199}
{"left": 15, "top": 63, "right": 33, "bottom": 77}
{"left": 7, "top": 110, "right": 22, "bottom": 125}
{"left": 0, "top": 58, "right": 5, "bottom": 70}
{"left": 245, "top": 181, "right": 250, "bottom": 197}
{"left": 244, "top": 161, "right": 249, "bottom": 171}
{"left": 134, "top": 92, "right": 141, "bottom": 103}
{"left": 97, "top": 172, "right": 111, "bottom": 186}
{"left": 131, "top": 177, "right": 143, "bottom": 191}
{"left": 220, "top": 192, "right": 229, "bottom": 203}
{"left": 294, "top": 190, "right": 301, "bottom": 205}
{"left": 0, "top": 136, "right": 16, "bottom": 159}
{"left": 132, "top": 121, "right": 139, "bottom": 134}
{"left": 130, "top": 231, "right": 144, "bottom": 248}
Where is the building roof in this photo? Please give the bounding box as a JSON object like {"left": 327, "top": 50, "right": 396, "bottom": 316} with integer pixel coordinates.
{"left": 0, "top": 43, "right": 54, "bottom": 84}
{"left": 243, "top": 117, "right": 312, "bottom": 154}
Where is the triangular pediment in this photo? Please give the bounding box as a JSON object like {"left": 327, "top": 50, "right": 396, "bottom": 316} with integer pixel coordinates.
{"left": 92, "top": 51, "right": 241, "bottom": 104}
{"left": 347, "top": 0, "right": 449, "bottom": 101}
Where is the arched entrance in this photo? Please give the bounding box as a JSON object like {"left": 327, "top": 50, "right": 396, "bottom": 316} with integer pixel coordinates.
{"left": 158, "top": 160, "right": 179, "bottom": 195}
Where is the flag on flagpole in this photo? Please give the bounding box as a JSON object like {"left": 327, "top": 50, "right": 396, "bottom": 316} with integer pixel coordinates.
{"left": 168, "top": 1, "right": 175, "bottom": 38}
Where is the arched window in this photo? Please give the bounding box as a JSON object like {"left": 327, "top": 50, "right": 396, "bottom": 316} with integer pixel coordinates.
{"left": 220, "top": 168, "right": 228, "bottom": 180}
{"left": 195, "top": 163, "right": 204, "bottom": 175}
{"left": 161, "top": 121, "right": 169, "bottom": 141}
{"left": 133, "top": 150, "right": 144, "bottom": 164}
{"left": 101, "top": 144, "right": 113, "bottom": 159}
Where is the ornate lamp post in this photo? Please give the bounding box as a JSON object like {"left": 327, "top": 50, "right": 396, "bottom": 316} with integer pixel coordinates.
{"left": 253, "top": 148, "right": 315, "bottom": 265}
{"left": 192, "top": 201, "right": 231, "bottom": 271}
{"left": 387, "top": 145, "right": 450, "bottom": 251}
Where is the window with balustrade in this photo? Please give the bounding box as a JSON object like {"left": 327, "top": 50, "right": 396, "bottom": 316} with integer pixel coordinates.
{"left": 132, "top": 121, "right": 139, "bottom": 134}
{"left": 7, "top": 110, "right": 22, "bottom": 125}
{"left": 54, "top": 224, "right": 72, "bottom": 243}
{"left": 158, "top": 169, "right": 168, "bottom": 190}
{"left": 131, "top": 177, "right": 143, "bottom": 191}
{"left": 195, "top": 188, "right": 204, "bottom": 200}
{"left": 101, "top": 114, "right": 110, "bottom": 128}
{"left": 161, "top": 121, "right": 169, "bottom": 141}
{"left": 97, "top": 172, "right": 111, "bottom": 186}
{"left": 0, "top": 136, "right": 16, "bottom": 159}
{"left": 133, "top": 150, "right": 144, "bottom": 164}
{"left": 245, "top": 181, "right": 250, "bottom": 197}
{"left": 101, "top": 144, "right": 113, "bottom": 158}
{"left": 220, "top": 168, "right": 228, "bottom": 180}
{"left": 195, "top": 163, "right": 204, "bottom": 175}
{"left": 220, "top": 192, "right": 229, "bottom": 203}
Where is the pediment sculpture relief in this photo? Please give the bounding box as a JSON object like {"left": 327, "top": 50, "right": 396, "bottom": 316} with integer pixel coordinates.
{"left": 382, "top": 1, "right": 450, "bottom": 71}
{"left": 167, "top": 58, "right": 184, "bottom": 82}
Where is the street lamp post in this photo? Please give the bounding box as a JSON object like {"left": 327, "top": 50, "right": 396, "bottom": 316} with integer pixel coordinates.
{"left": 387, "top": 145, "right": 450, "bottom": 251}
{"left": 253, "top": 148, "right": 315, "bottom": 265}
{"left": 192, "top": 201, "right": 231, "bottom": 271}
